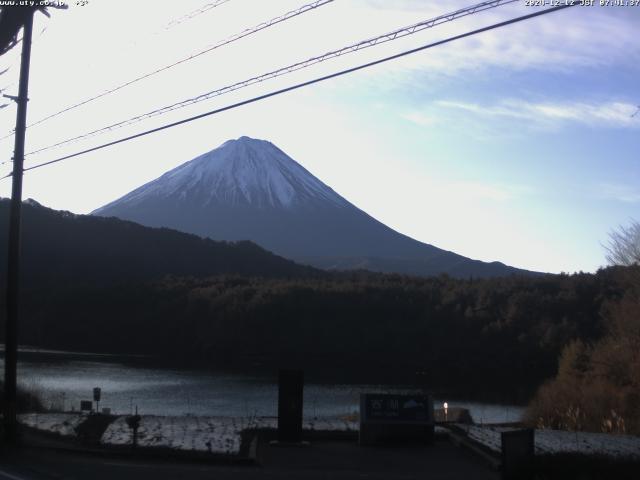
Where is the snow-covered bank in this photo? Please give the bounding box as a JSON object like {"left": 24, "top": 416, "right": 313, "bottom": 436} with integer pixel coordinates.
{"left": 20, "top": 413, "right": 638, "bottom": 460}
{"left": 18, "top": 413, "right": 86, "bottom": 437}
{"left": 18, "top": 413, "right": 359, "bottom": 455}
{"left": 100, "top": 415, "right": 359, "bottom": 455}
{"left": 101, "top": 416, "right": 247, "bottom": 454}
{"left": 459, "top": 424, "right": 640, "bottom": 459}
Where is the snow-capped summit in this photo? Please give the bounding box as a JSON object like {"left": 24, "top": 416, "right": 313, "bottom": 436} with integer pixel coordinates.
{"left": 107, "top": 136, "right": 347, "bottom": 211}
{"left": 93, "top": 137, "right": 533, "bottom": 278}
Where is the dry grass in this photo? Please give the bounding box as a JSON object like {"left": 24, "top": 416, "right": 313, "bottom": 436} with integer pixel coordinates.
{"left": 526, "top": 292, "right": 640, "bottom": 435}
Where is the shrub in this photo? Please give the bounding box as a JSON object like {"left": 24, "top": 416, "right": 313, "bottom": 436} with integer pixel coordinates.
{"left": 526, "top": 292, "right": 640, "bottom": 434}
{"left": 0, "top": 381, "right": 45, "bottom": 413}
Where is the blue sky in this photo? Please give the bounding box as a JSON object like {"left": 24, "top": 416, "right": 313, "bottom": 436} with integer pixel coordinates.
{"left": 0, "top": 0, "right": 638, "bottom": 273}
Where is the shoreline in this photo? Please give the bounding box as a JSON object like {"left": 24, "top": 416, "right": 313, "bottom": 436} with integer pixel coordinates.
{"left": 17, "top": 411, "right": 640, "bottom": 469}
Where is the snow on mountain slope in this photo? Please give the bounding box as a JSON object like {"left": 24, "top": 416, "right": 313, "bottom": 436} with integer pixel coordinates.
{"left": 100, "top": 136, "right": 347, "bottom": 211}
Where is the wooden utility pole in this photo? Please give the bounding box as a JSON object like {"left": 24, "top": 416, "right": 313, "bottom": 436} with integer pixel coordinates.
{"left": 3, "top": 8, "right": 34, "bottom": 445}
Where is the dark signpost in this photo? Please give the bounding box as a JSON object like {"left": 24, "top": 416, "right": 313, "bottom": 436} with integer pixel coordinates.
{"left": 359, "top": 393, "right": 434, "bottom": 445}
{"left": 501, "top": 429, "right": 534, "bottom": 480}
{"left": 277, "top": 369, "right": 304, "bottom": 443}
{"left": 93, "top": 387, "right": 101, "bottom": 412}
{"left": 80, "top": 400, "right": 93, "bottom": 412}
{"left": 126, "top": 414, "right": 142, "bottom": 447}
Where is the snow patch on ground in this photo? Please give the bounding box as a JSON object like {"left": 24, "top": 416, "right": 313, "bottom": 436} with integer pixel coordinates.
{"left": 457, "top": 424, "right": 640, "bottom": 459}
{"left": 303, "top": 416, "right": 359, "bottom": 432}
{"left": 18, "top": 413, "right": 86, "bottom": 437}
{"left": 100, "top": 415, "right": 359, "bottom": 455}
{"left": 101, "top": 415, "right": 246, "bottom": 455}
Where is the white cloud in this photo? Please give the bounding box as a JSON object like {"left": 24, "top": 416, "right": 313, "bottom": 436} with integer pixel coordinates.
{"left": 599, "top": 183, "right": 640, "bottom": 203}
{"left": 400, "top": 111, "right": 437, "bottom": 127}
{"left": 361, "top": 2, "right": 640, "bottom": 77}
{"left": 435, "top": 99, "right": 640, "bottom": 129}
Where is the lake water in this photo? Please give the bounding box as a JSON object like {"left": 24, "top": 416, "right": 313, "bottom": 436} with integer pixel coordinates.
{"left": 3, "top": 351, "right": 524, "bottom": 424}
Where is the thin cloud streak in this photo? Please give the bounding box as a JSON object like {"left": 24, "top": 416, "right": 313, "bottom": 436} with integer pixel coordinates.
{"left": 434, "top": 99, "right": 640, "bottom": 129}
{"left": 599, "top": 183, "right": 640, "bottom": 204}
{"left": 343, "top": 2, "right": 640, "bottom": 85}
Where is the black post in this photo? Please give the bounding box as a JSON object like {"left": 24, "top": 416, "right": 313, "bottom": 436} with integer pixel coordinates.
{"left": 501, "top": 429, "right": 535, "bottom": 480}
{"left": 3, "top": 10, "right": 34, "bottom": 445}
{"left": 277, "top": 369, "right": 304, "bottom": 443}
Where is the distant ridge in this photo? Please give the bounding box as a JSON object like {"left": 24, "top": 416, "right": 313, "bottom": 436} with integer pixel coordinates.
{"left": 0, "top": 198, "right": 318, "bottom": 286}
{"left": 93, "top": 136, "right": 538, "bottom": 278}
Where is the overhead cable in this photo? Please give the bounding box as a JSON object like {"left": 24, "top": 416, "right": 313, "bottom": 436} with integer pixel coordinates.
{"left": 0, "top": 0, "right": 334, "bottom": 141}
{"left": 24, "top": 0, "right": 519, "bottom": 157}
{"left": 0, "top": 3, "right": 577, "bottom": 181}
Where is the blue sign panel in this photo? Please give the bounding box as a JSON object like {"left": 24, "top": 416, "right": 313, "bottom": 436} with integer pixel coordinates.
{"left": 362, "top": 394, "right": 433, "bottom": 423}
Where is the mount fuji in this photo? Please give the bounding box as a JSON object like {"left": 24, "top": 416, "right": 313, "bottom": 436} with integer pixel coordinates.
{"left": 93, "top": 136, "right": 532, "bottom": 278}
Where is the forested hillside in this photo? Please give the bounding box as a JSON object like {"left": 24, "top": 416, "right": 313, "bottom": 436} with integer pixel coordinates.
{"left": 10, "top": 267, "right": 632, "bottom": 400}
{"left": 0, "top": 199, "right": 319, "bottom": 287}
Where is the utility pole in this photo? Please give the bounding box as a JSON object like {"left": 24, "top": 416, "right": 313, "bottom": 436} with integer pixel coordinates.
{"left": 3, "top": 8, "right": 34, "bottom": 446}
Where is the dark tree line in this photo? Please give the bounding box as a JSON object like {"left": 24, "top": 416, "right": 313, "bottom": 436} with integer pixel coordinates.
{"left": 6, "top": 267, "right": 633, "bottom": 402}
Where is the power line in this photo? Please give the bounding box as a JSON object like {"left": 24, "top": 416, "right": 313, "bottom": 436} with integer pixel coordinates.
{"left": 164, "top": 0, "right": 232, "bottom": 30}
{"left": 0, "top": 3, "right": 576, "bottom": 181}
{"left": 0, "top": 0, "right": 334, "bottom": 142}
{"left": 23, "top": 0, "right": 519, "bottom": 157}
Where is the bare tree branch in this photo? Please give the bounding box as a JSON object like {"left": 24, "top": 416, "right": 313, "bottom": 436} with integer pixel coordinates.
{"left": 605, "top": 219, "right": 640, "bottom": 267}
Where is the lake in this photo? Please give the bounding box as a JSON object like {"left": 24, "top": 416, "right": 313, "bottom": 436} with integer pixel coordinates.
{"left": 3, "top": 349, "right": 524, "bottom": 424}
